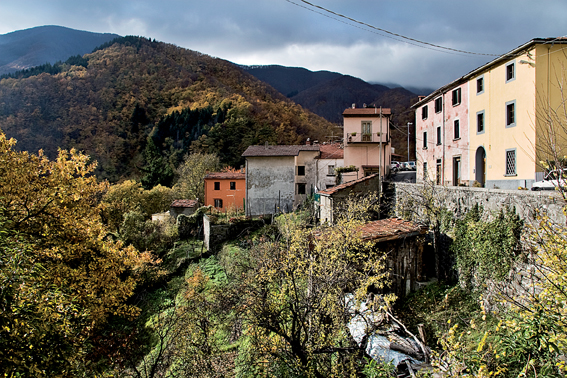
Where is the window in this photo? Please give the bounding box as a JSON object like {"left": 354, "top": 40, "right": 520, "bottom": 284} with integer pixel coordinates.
{"left": 476, "top": 76, "right": 484, "bottom": 94}
{"left": 436, "top": 126, "right": 442, "bottom": 145}
{"left": 327, "top": 165, "right": 335, "bottom": 176}
{"left": 297, "top": 183, "right": 306, "bottom": 195}
{"left": 477, "top": 110, "right": 485, "bottom": 134}
{"left": 506, "top": 100, "right": 516, "bottom": 127}
{"left": 506, "top": 61, "right": 515, "bottom": 82}
{"left": 452, "top": 88, "right": 461, "bottom": 106}
{"left": 297, "top": 166, "right": 305, "bottom": 176}
{"left": 505, "top": 149, "right": 516, "bottom": 176}
{"left": 362, "top": 121, "right": 372, "bottom": 141}
{"left": 422, "top": 105, "right": 428, "bottom": 120}
{"left": 436, "top": 159, "right": 442, "bottom": 185}
{"left": 453, "top": 156, "right": 461, "bottom": 186}
{"left": 423, "top": 162, "right": 428, "bottom": 180}
{"left": 230, "top": 181, "right": 236, "bottom": 190}
{"left": 434, "top": 97, "right": 442, "bottom": 113}
{"left": 423, "top": 131, "right": 428, "bottom": 149}
{"left": 454, "top": 119, "right": 460, "bottom": 139}
{"left": 214, "top": 199, "right": 223, "bottom": 208}
{"left": 214, "top": 181, "right": 220, "bottom": 190}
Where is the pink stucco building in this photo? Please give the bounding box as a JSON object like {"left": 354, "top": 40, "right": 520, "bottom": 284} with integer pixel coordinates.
{"left": 342, "top": 106, "right": 392, "bottom": 182}
{"left": 413, "top": 80, "right": 470, "bottom": 186}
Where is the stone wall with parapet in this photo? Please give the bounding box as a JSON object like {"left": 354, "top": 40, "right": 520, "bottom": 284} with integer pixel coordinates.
{"left": 389, "top": 182, "right": 566, "bottom": 225}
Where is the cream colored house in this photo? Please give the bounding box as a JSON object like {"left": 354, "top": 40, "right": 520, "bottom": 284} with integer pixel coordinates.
{"left": 414, "top": 38, "right": 567, "bottom": 189}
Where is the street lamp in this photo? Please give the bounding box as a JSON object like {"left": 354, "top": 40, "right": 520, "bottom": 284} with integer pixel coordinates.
{"left": 407, "top": 122, "right": 413, "bottom": 162}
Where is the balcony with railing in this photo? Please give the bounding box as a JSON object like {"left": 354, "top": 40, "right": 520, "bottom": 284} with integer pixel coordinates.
{"left": 346, "top": 132, "right": 387, "bottom": 144}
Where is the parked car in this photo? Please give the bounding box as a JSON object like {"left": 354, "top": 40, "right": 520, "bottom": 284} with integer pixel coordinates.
{"left": 399, "top": 162, "right": 410, "bottom": 171}
{"left": 407, "top": 161, "right": 416, "bottom": 171}
{"left": 391, "top": 161, "right": 400, "bottom": 172}
{"left": 531, "top": 169, "right": 567, "bottom": 191}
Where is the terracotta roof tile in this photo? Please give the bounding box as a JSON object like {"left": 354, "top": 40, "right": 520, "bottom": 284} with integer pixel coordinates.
{"left": 171, "top": 199, "right": 198, "bottom": 208}
{"left": 319, "top": 143, "right": 344, "bottom": 159}
{"left": 205, "top": 172, "right": 245, "bottom": 180}
{"left": 318, "top": 173, "right": 378, "bottom": 196}
{"left": 359, "top": 218, "right": 427, "bottom": 241}
{"left": 242, "top": 145, "right": 320, "bottom": 157}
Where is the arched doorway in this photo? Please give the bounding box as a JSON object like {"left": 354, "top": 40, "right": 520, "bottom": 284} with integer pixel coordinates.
{"left": 475, "top": 146, "right": 486, "bottom": 187}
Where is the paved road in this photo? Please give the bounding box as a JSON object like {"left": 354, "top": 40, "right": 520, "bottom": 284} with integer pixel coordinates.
{"left": 389, "top": 170, "right": 416, "bottom": 183}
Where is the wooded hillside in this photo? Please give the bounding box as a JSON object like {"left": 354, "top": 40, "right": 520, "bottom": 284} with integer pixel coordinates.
{"left": 0, "top": 37, "right": 335, "bottom": 182}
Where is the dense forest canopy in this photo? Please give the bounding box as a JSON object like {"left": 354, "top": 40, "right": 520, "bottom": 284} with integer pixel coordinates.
{"left": 0, "top": 36, "right": 335, "bottom": 183}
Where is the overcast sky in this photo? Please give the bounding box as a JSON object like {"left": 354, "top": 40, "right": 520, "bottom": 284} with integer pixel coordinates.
{"left": 1, "top": 0, "right": 567, "bottom": 89}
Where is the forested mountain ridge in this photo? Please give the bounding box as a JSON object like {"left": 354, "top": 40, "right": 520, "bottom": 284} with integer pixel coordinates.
{"left": 0, "top": 25, "right": 119, "bottom": 75}
{"left": 243, "top": 64, "right": 423, "bottom": 124}
{"left": 0, "top": 36, "right": 335, "bottom": 183}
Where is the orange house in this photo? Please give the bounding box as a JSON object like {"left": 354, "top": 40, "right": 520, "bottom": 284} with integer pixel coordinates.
{"left": 204, "top": 171, "right": 246, "bottom": 212}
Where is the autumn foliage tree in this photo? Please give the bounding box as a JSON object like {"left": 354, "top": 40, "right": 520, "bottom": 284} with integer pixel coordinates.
{"left": 0, "top": 131, "right": 155, "bottom": 376}
{"left": 238, "top": 195, "right": 391, "bottom": 377}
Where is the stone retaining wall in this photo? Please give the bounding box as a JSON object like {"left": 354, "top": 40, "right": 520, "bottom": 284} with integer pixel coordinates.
{"left": 389, "top": 182, "right": 565, "bottom": 225}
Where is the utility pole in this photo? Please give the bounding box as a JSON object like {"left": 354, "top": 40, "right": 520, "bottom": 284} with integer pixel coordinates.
{"left": 407, "top": 122, "right": 413, "bottom": 162}
{"left": 379, "top": 107, "right": 383, "bottom": 183}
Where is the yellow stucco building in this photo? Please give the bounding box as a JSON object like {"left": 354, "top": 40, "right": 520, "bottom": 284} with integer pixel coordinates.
{"left": 467, "top": 38, "right": 567, "bottom": 189}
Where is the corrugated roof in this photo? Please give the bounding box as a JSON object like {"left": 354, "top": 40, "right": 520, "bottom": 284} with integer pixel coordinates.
{"left": 343, "top": 108, "right": 391, "bottom": 117}
{"left": 242, "top": 144, "right": 320, "bottom": 157}
{"left": 319, "top": 143, "right": 344, "bottom": 159}
{"left": 171, "top": 199, "right": 198, "bottom": 208}
{"left": 205, "top": 172, "right": 245, "bottom": 180}
{"left": 359, "top": 218, "right": 427, "bottom": 241}
{"left": 319, "top": 173, "right": 378, "bottom": 196}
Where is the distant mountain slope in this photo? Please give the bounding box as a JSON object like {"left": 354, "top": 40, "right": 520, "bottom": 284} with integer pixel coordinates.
{"left": 0, "top": 37, "right": 335, "bottom": 183}
{"left": 244, "top": 65, "right": 417, "bottom": 123}
{"left": 243, "top": 65, "right": 343, "bottom": 98}
{"left": 292, "top": 75, "right": 390, "bottom": 123}
{"left": 0, "top": 25, "right": 119, "bottom": 75}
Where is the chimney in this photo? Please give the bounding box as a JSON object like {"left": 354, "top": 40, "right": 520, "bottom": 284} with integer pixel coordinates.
{"left": 418, "top": 96, "right": 426, "bottom": 101}
{"left": 352, "top": 103, "right": 356, "bottom": 109}
{"left": 363, "top": 103, "right": 367, "bottom": 108}
{"left": 240, "top": 165, "right": 244, "bottom": 173}
{"left": 306, "top": 138, "right": 311, "bottom": 145}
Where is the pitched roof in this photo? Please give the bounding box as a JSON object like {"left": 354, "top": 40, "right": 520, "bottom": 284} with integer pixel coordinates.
{"left": 205, "top": 172, "right": 245, "bottom": 180}
{"left": 319, "top": 143, "right": 344, "bottom": 159}
{"left": 343, "top": 107, "right": 391, "bottom": 117}
{"left": 171, "top": 199, "right": 198, "bottom": 208}
{"left": 359, "top": 218, "right": 427, "bottom": 242}
{"left": 242, "top": 144, "right": 320, "bottom": 157}
{"left": 319, "top": 173, "right": 378, "bottom": 196}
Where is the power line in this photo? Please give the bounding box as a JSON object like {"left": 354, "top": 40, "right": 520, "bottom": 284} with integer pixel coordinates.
{"left": 286, "top": 0, "right": 501, "bottom": 57}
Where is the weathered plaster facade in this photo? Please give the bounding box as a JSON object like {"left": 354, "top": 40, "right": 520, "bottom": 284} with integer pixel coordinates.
{"left": 242, "top": 145, "right": 320, "bottom": 216}
{"left": 317, "top": 173, "right": 380, "bottom": 224}
{"left": 414, "top": 81, "right": 470, "bottom": 186}
{"left": 316, "top": 143, "right": 344, "bottom": 190}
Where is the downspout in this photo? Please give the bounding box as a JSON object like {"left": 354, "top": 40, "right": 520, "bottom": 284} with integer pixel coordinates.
{"left": 245, "top": 158, "right": 249, "bottom": 216}
{"left": 442, "top": 91, "right": 446, "bottom": 185}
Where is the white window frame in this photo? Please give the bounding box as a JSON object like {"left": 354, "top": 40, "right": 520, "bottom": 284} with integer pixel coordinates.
{"left": 506, "top": 60, "right": 516, "bottom": 83}
{"left": 506, "top": 100, "right": 516, "bottom": 128}
{"left": 476, "top": 75, "right": 485, "bottom": 95}
{"left": 477, "top": 110, "right": 485, "bottom": 134}
{"left": 505, "top": 148, "right": 517, "bottom": 176}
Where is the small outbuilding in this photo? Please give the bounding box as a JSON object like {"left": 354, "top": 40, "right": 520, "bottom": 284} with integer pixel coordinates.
{"left": 170, "top": 199, "right": 199, "bottom": 219}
